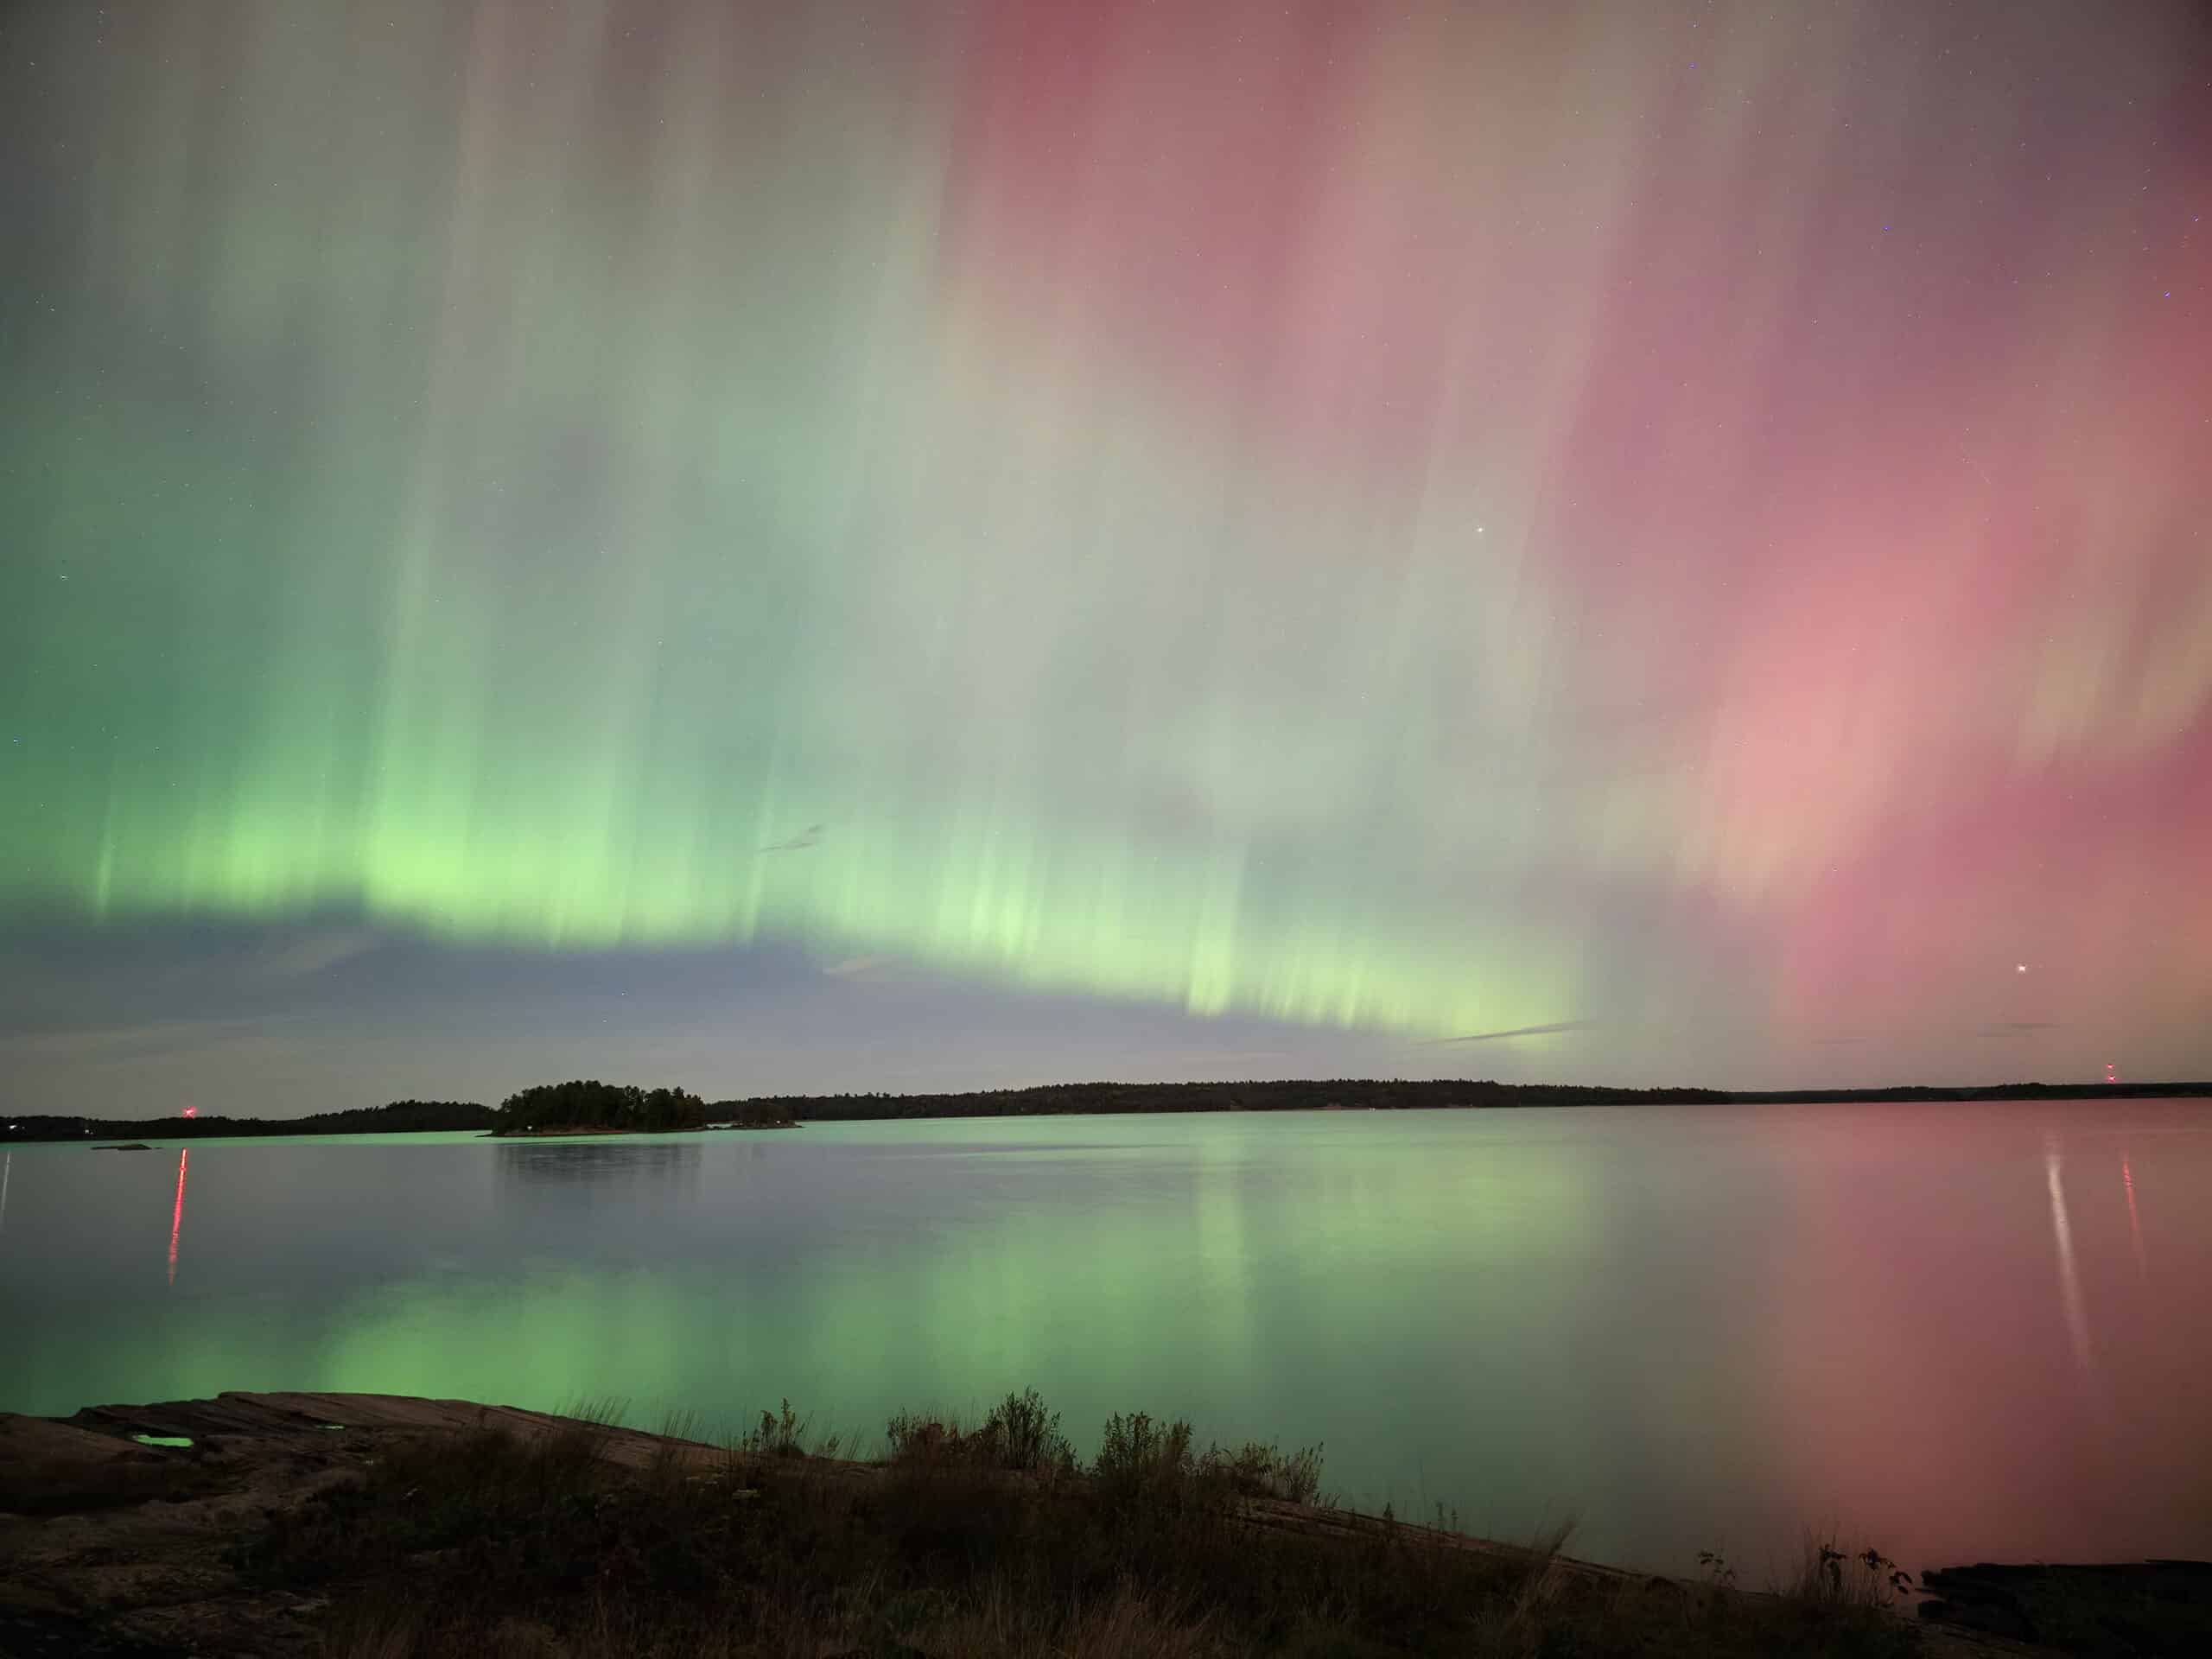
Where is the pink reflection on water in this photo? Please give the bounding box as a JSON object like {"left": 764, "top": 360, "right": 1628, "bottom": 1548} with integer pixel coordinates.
{"left": 168, "top": 1148, "right": 188, "bottom": 1287}
{"left": 2122, "top": 1154, "right": 2147, "bottom": 1279}
{"left": 2044, "top": 1142, "right": 2091, "bottom": 1372}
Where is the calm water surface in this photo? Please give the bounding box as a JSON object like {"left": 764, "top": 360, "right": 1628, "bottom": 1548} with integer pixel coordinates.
{"left": 4, "top": 1103, "right": 2209, "bottom": 1574}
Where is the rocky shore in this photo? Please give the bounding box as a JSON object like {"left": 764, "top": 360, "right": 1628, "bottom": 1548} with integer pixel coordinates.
{"left": 1, "top": 1392, "right": 2196, "bottom": 1657}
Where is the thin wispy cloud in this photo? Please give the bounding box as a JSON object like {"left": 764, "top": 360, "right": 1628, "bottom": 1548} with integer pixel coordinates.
{"left": 254, "top": 928, "right": 385, "bottom": 980}
{"left": 0, "top": 1014, "right": 308, "bottom": 1067}
{"left": 1421, "top": 1020, "right": 1592, "bottom": 1046}
{"left": 822, "top": 955, "right": 893, "bottom": 978}
{"left": 760, "top": 824, "right": 826, "bottom": 854}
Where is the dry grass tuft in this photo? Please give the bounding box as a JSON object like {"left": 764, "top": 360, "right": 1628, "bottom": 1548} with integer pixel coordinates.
{"left": 232, "top": 1389, "right": 1922, "bottom": 1659}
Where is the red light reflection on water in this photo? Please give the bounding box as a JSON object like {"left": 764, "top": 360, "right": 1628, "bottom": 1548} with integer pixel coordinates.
{"left": 168, "top": 1149, "right": 188, "bottom": 1286}
{"left": 2122, "top": 1154, "right": 2146, "bottom": 1278}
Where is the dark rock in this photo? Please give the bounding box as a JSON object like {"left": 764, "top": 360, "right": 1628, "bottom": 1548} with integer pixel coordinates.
{"left": 1920, "top": 1560, "right": 2212, "bottom": 1655}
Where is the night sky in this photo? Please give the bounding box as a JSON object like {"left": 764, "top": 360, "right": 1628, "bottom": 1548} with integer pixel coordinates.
{"left": 3, "top": 1, "right": 2208, "bottom": 1116}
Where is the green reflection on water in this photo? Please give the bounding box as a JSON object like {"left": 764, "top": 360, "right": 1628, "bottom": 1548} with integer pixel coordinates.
{"left": 9, "top": 1109, "right": 2207, "bottom": 1575}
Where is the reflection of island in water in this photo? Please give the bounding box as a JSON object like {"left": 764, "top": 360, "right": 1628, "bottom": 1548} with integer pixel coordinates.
{"left": 496, "top": 1138, "right": 703, "bottom": 1191}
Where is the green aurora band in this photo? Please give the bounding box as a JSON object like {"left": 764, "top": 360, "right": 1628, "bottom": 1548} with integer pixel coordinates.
{"left": 0, "top": 5, "right": 1585, "bottom": 1038}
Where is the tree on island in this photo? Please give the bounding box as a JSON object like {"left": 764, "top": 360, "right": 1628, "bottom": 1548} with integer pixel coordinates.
{"left": 497, "top": 1079, "right": 708, "bottom": 1134}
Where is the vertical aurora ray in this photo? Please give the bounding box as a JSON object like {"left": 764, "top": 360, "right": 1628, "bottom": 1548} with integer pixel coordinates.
{"left": 1, "top": 0, "right": 2207, "bottom": 1076}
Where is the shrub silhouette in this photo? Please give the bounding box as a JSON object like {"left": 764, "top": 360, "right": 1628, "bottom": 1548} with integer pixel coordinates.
{"left": 976, "top": 1388, "right": 1077, "bottom": 1474}
{"left": 883, "top": 1389, "right": 1075, "bottom": 1475}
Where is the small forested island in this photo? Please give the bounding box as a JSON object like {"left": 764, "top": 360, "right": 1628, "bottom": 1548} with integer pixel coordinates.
{"left": 489, "top": 1078, "right": 713, "bottom": 1136}
{"left": 486, "top": 1080, "right": 798, "bottom": 1135}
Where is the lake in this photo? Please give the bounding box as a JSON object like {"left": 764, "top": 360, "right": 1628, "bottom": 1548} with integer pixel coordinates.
{"left": 3, "top": 1101, "right": 2208, "bottom": 1576}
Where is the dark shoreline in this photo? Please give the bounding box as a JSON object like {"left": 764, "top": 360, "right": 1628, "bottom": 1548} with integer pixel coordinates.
{"left": 6, "top": 1077, "right": 2205, "bottom": 1144}
{"left": 716, "top": 1076, "right": 2212, "bottom": 1124}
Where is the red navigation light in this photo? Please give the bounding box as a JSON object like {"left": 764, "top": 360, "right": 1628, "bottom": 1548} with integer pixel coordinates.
{"left": 181, "top": 1106, "right": 199, "bottom": 1119}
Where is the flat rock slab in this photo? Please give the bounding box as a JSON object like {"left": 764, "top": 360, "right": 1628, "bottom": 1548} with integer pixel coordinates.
{"left": 65, "top": 1389, "right": 724, "bottom": 1471}
{"left": 0, "top": 1392, "right": 729, "bottom": 1656}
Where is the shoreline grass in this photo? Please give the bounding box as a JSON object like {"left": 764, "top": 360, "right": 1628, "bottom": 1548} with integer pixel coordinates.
{"left": 231, "top": 1389, "right": 1924, "bottom": 1658}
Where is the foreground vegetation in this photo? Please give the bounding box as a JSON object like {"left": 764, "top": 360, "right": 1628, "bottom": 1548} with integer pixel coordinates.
{"left": 239, "top": 1389, "right": 1924, "bottom": 1659}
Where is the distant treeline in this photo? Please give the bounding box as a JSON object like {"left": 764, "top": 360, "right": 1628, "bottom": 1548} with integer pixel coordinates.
{"left": 0, "top": 1099, "right": 493, "bottom": 1143}
{"left": 720, "top": 1077, "right": 2212, "bottom": 1121}
{"left": 4, "top": 1077, "right": 2203, "bottom": 1143}
{"left": 496, "top": 1079, "right": 709, "bottom": 1134}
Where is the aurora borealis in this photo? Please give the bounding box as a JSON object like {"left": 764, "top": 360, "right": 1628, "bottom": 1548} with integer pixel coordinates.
{"left": 3, "top": 0, "right": 2208, "bottom": 1111}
